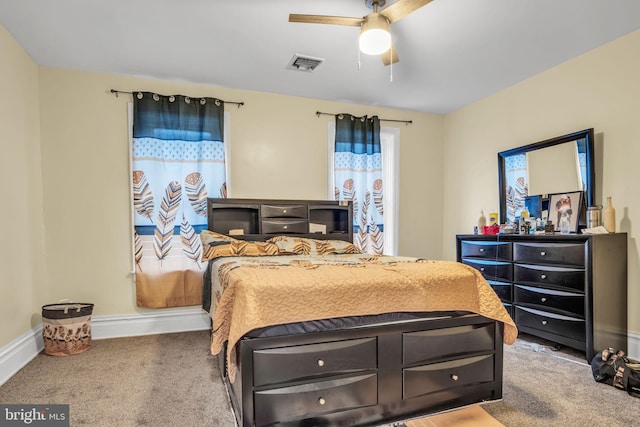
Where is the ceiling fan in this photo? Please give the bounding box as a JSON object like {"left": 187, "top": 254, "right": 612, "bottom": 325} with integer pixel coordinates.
{"left": 289, "top": 0, "right": 434, "bottom": 66}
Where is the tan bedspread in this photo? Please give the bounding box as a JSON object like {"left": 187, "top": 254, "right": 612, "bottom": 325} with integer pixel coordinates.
{"left": 208, "top": 254, "right": 518, "bottom": 382}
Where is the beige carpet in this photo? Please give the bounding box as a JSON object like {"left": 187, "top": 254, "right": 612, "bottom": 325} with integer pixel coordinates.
{"left": 1, "top": 330, "right": 639, "bottom": 426}
{"left": 407, "top": 406, "right": 504, "bottom": 427}
{"left": 0, "top": 331, "right": 234, "bottom": 426}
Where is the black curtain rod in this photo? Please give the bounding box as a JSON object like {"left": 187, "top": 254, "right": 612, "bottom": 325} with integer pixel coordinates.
{"left": 315, "top": 111, "right": 412, "bottom": 125}
{"left": 110, "top": 89, "right": 244, "bottom": 108}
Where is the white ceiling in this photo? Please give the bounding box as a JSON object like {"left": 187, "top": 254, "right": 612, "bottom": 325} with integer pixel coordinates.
{"left": 2, "top": 0, "right": 640, "bottom": 114}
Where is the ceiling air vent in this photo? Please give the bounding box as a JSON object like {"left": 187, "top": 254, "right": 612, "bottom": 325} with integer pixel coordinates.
{"left": 286, "top": 54, "right": 324, "bottom": 72}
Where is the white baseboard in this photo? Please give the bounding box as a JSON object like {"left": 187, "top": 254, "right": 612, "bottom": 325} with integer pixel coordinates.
{"left": 91, "top": 308, "right": 210, "bottom": 340}
{"left": 0, "top": 308, "right": 211, "bottom": 386}
{"left": 0, "top": 325, "right": 44, "bottom": 388}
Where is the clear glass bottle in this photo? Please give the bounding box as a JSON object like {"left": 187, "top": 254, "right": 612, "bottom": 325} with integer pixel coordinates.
{"left": 559, "top": 215, "right": 570, "bottom": 234}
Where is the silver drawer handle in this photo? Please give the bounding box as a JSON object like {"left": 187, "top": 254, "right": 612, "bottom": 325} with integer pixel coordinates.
{"left": 540, "top": 251, "right": 546, "bottom": 256}
{"left": 283, "top": 225, "right": 288, "bottom": 230}
{"left": 541, "top": 297, "right": 547, "bottom": 303}
{"left": 480, "top": 267, "right": 485, "bottom": 272}
{"left": 283, "top": 209, "right": 287, "bottom": 213}
{"left": 540, "top": 274, "right": 547, "bottom": 280}
{"left": 317, "top": 359, "right": 325, "bottom": 367}
{"left": 451, "top": 374, "right": 459, "bottom": 381}
{"left": 542, "top": 320, "right": 548, "bottom": 325}
{"left": 318, "top": 397, "right": 326, "bottom": 405}
{"left": 479, "top": 248, "right": 485, "bottom": 253}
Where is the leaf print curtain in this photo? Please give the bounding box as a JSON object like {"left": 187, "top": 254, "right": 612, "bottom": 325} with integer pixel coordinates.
{"left": 333, "top": 114, "right": 384, "bottom": 254}
{"left": 131, "top": 92, "right": 226, "bottom": 308}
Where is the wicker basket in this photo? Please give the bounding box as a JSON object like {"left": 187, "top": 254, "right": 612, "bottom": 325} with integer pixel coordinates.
{"left": 42, "top": 303, "right": 94, "bottom": 356}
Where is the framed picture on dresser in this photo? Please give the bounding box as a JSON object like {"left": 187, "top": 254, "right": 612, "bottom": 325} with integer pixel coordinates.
{"left": 547, "top": 191, "right": 583, "bottom": 233}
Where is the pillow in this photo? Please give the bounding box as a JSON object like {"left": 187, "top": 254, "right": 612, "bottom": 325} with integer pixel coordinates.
{"left": 201, "top": 234, "right": 279, "bottom": 262}
{"left": 200, "top": 230, "right": 237, "bottom": 246}
{"left": 267, "top": 236, "right": 361, "bottom": 255}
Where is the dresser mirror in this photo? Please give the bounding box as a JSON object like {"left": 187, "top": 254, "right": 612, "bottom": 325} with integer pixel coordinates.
{"left": 498, "top": 128, "right": 595, "bottom": 225}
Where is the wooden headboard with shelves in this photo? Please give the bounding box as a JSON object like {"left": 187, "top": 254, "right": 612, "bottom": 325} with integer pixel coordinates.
{"left": 206, "top": 198, "right": 353, "bottom": 242}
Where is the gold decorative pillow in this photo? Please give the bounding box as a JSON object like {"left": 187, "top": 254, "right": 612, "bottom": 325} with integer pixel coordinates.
{"left": 201, "top": 239, "right": 280, "bottom": 262}
{"left": 200, "top": 230, "right": 237, "bottom": 246}
{"left": 267, "top": 236, "right": 361, "bottom": 255}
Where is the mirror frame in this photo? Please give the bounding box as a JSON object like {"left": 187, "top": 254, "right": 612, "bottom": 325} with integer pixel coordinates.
{"left": 498, "top": 128, "right": 595, "bottom": 225}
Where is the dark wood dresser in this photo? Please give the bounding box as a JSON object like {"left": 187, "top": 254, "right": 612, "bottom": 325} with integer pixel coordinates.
{"left": 456, "top": 233, "right": 628, "bottom": 360}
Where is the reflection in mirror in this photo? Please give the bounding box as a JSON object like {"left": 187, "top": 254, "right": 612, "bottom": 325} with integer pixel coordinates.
{"left": 498, "top": 129, "right": 594, "bottom": 225}
{"left": 527, "top": 143, "right": 582, "bottom": 196}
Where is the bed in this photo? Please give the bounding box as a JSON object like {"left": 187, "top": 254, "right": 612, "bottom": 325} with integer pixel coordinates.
{"left": 202, "top": 198, "right": 517, "bottom": 427}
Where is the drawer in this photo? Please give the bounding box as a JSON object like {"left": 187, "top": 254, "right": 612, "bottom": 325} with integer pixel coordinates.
{"left": 513, "top": 242, "right": 585, "bottom": 267}
{"left": 403, "top": 323, "right": 495, "bottom": 366}
{"left": 487, "top": 280, "right": 512, "bottom": 302}
{"left": 514, "top": 264, "right": 585, "bottom": 292}
{"left": 253, "top": 337, "right": 377, "bottom": 386}
{"left": 460, "top": 240, "right": 512, "bottom": 261}
{"left": 261, "top": 204, "right": 308, "bottom": 219}
{"left": 514, "top": 285, "right": 584, "bottom": 317}
{"left": 261, "top": 219, "right": 308, "bottom": 234}
{"left": 403, "top": 354, "right": 494, "bottom": 399}
{"left": 462, "top": 259, "right": 512, "bottom": 282}
{"left": 254, "top": 373, "right": 377, "bottom": 427}
{"left": 514, "top": 306, "right": 585, "bottom": 342}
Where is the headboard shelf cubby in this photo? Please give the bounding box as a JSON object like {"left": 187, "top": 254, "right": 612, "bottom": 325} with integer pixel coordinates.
{"left": 207, "top": 198, "right": 353, "bottom": 242}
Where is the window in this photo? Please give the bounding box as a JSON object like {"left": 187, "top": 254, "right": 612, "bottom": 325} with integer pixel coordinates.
{"left": 327, "top": 122, "right": 399, "bottom": 255}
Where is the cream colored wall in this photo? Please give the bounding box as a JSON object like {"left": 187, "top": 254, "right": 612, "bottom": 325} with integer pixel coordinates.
{"left": 442, "top": 30, "right": 640, "bottom": 337}
{"left": 0, "top": 26, "right": 46, "bottom": 347}
{"left": 36, "top": 68, "right": 443, "bottom": 319}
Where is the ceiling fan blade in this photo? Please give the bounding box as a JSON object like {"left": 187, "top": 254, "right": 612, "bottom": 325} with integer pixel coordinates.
{"left": 381, "top": 42, "right": 399, "bottom": 66}
{"left": 289, "top": 14, "right": 364, "bottom": 27}
{"left": 380, "top": 0, "right": 434, "bottom": 23}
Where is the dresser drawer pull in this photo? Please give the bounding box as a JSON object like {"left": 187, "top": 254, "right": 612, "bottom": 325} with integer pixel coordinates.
{"left": 541, "top": 297, "right": 547, "bottom": 303}
{"left": 317, "top": 359, "right": 325, "bottom": 367}
{"left": 540, "top": 274, "right": 547, "bottom": 280}
{"left": 542, "top": 320, "right": 548, "bottom": 325}
{"left": 540, "top": 251, "right": 546, "bottom": 256}
{"left": 283, "top": 225, "right": 288, "bottom": 230}
{"left": 283, "top": 209, "right": 287, "bottom": 214}
{"left": 480, "top": 267, "right": 485, "bottom": 272}
{"left": 451, "top": 374, "right": 459, "bottom": 381}
{"left": 318, "top": 397, "right": 326, "bottom": 405}
{"left": 479, "top": 248, "right": 485, "bottom": 253}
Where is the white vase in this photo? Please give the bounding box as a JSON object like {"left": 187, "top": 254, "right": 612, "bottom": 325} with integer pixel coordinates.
{"left": 603, "top": 196, "right": 616, "bottom": 233}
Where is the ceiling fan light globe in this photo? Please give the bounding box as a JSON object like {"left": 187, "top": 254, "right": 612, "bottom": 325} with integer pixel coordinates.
{"left": 360, "top": 29, "right": 391, "bottom": 55}
{"left": 359, "top": 13, "right": 391, "bottom": 55}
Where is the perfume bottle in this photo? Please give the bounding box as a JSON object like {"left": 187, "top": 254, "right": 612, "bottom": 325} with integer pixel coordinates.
{"left": 477, "top": 210, "right": 487, "bottom": 235}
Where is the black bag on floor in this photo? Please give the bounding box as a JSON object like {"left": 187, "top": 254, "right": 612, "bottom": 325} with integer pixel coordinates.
{"left": 624, "top": 362, "right": 640, "bottom": 398}
{"left": 591, "top": 348, "right": 640, "bottom": 397}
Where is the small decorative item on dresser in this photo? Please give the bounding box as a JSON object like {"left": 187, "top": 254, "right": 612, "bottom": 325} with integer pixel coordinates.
{"left": 586, "top": 205, "right": 603, "bottom": 228}
{"left": 488, "top": 211, "right": 499, "bottom": 225}
{"left": 547, "top": 191, "right": 583, "bottom": 233}
{"left": 603, "top": 196, "right": 616, "bottom": 232}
